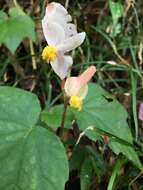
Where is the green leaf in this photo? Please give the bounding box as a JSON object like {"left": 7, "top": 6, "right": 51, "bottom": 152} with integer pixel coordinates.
{"left": 111, "top": 23, "right": 122, "bottom": 37}
{"left": 84, "top": 126, "right": 102, "bottom": 142}
{"left": 0, "top": 11, "right": 7, "bottom": 19}
{"left": 70, "top": 145, "right": 107, "bottom": 174}
{"left": 0, "top": 87, "right": 69, "bottom": 190}
{"left": 72, "top": 83, "right": 132, "bottom": 143}
{"left": 41, "top": 105, "right": 74, "bottom": 129}
{"left": 0, "top": 7, "right": 36, "bottom": 53}
{"left": 80, "top": 157, "right": 93, "bottom": 190}
{"left": 109, "top": 0, "right": 123, "bottom": 37}
{"left": 69, "top": 145, "right": 89, "bottom": 171}
{"left": 0, "top": 87, "right": 40, "bottom": 127}
{"left": 109, "top": 0, "right": 123, "bottom": 25}
{"left": 86, "top": 146, "right": 107, "bottom": 175}
{"left": 109, "top": 138, "right": 142, "bottom": 170}
{"left": 72, "top": 83, "right": 142, "bottom": 169}
{"left": 107, "top": 158, "right": 125, "bottom": 190}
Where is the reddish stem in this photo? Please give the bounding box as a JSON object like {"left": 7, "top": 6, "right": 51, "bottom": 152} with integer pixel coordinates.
{"left": 59, "top": 98, "right": 68, "bottom": 138}
{"left": 61, "top": 79, "right": 65, "bottom": 90}
{"left": 58, "top": 79, "right": 68, "bottom": 138}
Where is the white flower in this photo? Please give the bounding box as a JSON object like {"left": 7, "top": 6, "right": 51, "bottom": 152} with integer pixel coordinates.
{"left": 42, "top": 2, "right": 86, "bottom": 79}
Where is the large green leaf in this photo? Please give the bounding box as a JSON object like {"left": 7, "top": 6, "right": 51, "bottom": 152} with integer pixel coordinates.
{"left": 72, "top": 83, "right": 142, "bottom": 169}
{"left": 0, "top": 7, "right": 36, "bottom": 53}
{"left": 0, "top": 87, "right": 40, "bottom": 127}
{"left": 73, "top": 83, "right": 132, "bottom": 143}
{"left": 41, "top": 105, "right": 74, "bottom": 129}
{"left": 0, "top": 87, "right": 68, "bottom": 190}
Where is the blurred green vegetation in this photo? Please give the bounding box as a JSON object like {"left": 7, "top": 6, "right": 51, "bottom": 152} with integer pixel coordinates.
{"left": 0, "top": 0, "right": 143, "bottom": 189}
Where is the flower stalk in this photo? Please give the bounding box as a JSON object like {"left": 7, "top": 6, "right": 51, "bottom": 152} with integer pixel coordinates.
{"left": 59, "top": 97, "right": 69, "bottom": 138}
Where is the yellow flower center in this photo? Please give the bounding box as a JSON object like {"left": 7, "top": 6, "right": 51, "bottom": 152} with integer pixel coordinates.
{"left": 42, "top": 45, "right": 58, "bottom": 62}
{"left": 69, "top": 96, "right": 83, "bottom": 111}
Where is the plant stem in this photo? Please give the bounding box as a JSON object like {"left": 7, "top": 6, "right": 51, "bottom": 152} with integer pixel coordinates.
{"left": 59, "top": 98, "right": 68, "bottom": 138}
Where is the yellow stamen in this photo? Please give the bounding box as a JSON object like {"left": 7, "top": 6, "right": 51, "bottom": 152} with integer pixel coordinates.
{"left": 69, "top": 96, "right": 83, "bottom": 111}
{"left": 42, "top": 45, "right": 58, "bottom": 62}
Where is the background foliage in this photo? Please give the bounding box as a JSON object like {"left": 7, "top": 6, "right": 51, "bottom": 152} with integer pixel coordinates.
{"left": 0, "top": 0, "right": 143, "bottom": 190}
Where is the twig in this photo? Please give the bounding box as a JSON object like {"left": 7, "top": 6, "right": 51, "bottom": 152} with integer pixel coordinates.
{"left": 129, "top": 171, "right": 143, "bottom": 188}
{"left": 13, "top": 0, "right": 18, "bottom": 6}
{"left": 65, "top": 0, "right": 69, "bottom": 9}
{"left": 29, "top": 39, "right": 37, "bottom": 70}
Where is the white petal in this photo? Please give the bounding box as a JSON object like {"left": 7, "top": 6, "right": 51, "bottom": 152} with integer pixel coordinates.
{"left": 77, "top": 85, "right": 88, "bottom": 99}
{"left": 65, "top": 23, "right": 77, "bottom": 38}
{"left": 58, "top": 32, "right": 86, "bottom": 52}
{"left": 66, "top": 14, "right": 72, "bottom": 22}
{"left": 45, "top": 2, "right": 71, "bottom": 27}
{"left": 42, "top": 21, "right": 65, "bottom": 45}
{"left": 64, "top": 77, "right": 88, "bottom": 99}
{"left": 64, "top": 77, "right": 79, "bottom": 96}
{"left": 51, "top": 54, "right": 73, "bottom": 79}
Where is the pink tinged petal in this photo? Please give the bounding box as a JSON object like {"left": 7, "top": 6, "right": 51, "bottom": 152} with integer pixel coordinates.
{"left": 64, "top": 66, "right": 96, "bottom": 97}
{"left": 58, "top": 32, "right": 86, "bottom": 53}
{"left": 51, "top": 54, "right": 73, "bottom": 79}
{"left": 46, "top": 2, "right": 67, "bottom": 18}
{"left": 46, "top": 2, "right": 56, "bottom": 13}
{"left": 54, "top": 2, "right": 68, "bottom": 14}
{"left": 139, "top": 102, "right": 143, "bottom": 121}
{"left": 42, "top": 21, "right": 65, "bottom": 45}
{"left": 78, "top": 66, "right": 96, "bottom": 87}
{"left": 45, "top": 2, "right": 71, "bottom": 27}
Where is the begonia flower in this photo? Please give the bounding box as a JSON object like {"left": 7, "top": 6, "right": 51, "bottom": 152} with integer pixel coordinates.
{"left": 42, "top": 2, "right": 86, "bottom": 79}
{"left": 139, "top": 102, "right": 143, "bottom": 122}
{"left": 64, "top": 66, "right": 96, "bottom": 111}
